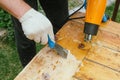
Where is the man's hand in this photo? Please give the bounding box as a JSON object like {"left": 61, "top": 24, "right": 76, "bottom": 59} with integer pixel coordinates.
{"left": 0, "top": 0, "right": 54, "bottom": 44}
{"left": 19, "top": 8, "right": 54, "bottom": 44}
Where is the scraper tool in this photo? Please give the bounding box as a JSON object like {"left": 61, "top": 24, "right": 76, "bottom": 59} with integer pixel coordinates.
{"left": 48, "top": 35, "right": 68, "bottom": 58}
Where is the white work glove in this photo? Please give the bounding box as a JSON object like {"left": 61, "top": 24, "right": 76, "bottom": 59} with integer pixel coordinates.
{"left": 19, "top": 8, "right": 55, "bottom": 44}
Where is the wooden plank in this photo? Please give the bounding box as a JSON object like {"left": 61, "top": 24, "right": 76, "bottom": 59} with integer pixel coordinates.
{"left": 86, "top": 45, "right": 120, "bottom": 72}
{"left": 95, "top": 21, "right": 120, "bottom": 51}
{"left": 74, "top": 60, "right": 120, "bottom": 80}
{"left": 15, "top": 12, "right": 120, "bottom": 80}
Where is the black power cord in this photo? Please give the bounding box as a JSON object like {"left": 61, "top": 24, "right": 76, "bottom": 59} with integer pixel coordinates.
{"left": 68, "top": 3, "right": 85, "bottom": 19}
{"left": 60, "top": 2, "right": 85, "bottom": 27}
{"left": 69, "top": 16, "right": 85, "bottom": 20}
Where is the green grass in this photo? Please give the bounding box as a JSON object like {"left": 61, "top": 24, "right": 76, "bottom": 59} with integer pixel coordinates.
{"left": 105, "top": 3, "right": 120, "bottom": 22}
{"left": 0, "top": 2, "right": 120, "bottom": 80}
{"left": 0, "top": 41, "right": 44, "bottom": 80}
{"left": 0, "top": 42, "right": 23, "bottom": 80}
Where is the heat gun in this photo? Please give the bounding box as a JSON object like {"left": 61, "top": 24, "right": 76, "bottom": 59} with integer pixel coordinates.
{"left": 84, "top": 0, "right": 107, "bottom": 42}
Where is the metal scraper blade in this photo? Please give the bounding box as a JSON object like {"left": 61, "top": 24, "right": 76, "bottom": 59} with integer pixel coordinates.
{"left": 54, "top": 43, "right": 68, "bottom": 58}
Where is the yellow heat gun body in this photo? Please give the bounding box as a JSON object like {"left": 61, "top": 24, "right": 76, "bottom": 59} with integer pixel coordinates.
{"left": 84, "top": 0, "right": 107, "bottom": 41}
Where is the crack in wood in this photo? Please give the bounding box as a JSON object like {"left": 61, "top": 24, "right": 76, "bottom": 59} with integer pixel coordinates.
{"left": 85, "top": 58, "right": 120, "bottom": 73}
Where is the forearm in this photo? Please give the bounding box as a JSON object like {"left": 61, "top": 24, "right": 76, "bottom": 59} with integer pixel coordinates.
{"left": 0, "top": 0, "right": 31, "bottom": 19}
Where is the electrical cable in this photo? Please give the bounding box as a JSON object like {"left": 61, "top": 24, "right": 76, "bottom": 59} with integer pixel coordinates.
{"left": 60, "top": 1, "right": 86, "bottom": 27}
{"left": 69, "top": 16, "right": 85, "bottom": 20}
{"left": 68, "top": 3, "right": 85, "bottom": 18}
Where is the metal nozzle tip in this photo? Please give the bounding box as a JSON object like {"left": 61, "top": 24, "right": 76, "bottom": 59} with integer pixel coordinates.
{"left": 84, "top": 34, "right": 92, "bottom": 42}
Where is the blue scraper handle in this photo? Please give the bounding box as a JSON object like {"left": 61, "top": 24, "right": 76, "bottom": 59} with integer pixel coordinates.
{"left": 48, "top": 35, "right": 55, "bottom": 48}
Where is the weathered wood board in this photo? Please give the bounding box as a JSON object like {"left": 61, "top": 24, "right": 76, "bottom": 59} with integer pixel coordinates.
{"left": 74, "top": 59, "right": 120, "bottom": 80}
{"left": 14, "top": 12, "right": 120, "bottom": 80}
{"left": 14, "top": 46, "right": 81, "bottom": 80}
